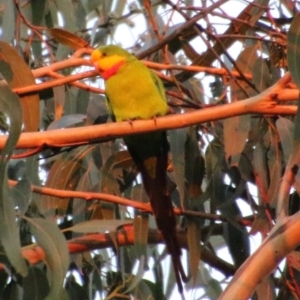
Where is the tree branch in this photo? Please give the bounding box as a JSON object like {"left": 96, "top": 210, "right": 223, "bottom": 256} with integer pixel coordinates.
{"left": 219, "top": 211, "right": 300, "bottom": 299}
{"left": 3, "top": 73, "right": 297, "bottom": 151}
{"left": 21, "top": 225, "right": 236, "bottom": 277}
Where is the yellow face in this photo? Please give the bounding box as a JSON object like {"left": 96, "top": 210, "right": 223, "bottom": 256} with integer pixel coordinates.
{"left": 91, "top": 49, "right": 125, "bottom": 73}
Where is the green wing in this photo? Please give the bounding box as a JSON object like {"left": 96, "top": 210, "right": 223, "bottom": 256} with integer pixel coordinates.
{"left": 150, "top": 71, "right": 167, "bottom": 103}
{"left": 106, "top": 95, "right": 116, "bottom": 122}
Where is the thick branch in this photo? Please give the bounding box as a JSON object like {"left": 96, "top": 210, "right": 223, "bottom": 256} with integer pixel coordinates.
{"left": 3, "top": 73, "right": 297, "bottom": 151}
{"left": 219, "top": 212, "right": 300, "bottom": 299}
{"left": 21, "top": 225, "right": 236, "bottom": 277}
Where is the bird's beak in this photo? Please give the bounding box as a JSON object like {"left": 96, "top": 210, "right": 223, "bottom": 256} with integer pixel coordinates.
{"left": 93, "top": 61, "right": 101, "bottom": 73}
{"left": 91, "top": 49, "right": 103, "bottom": 74}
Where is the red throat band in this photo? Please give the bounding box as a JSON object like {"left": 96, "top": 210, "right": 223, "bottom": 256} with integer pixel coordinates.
{"left": 101, "top": 61, "right": 125, "bottom": 80}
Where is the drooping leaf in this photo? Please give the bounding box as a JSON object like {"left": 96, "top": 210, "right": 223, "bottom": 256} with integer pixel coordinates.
{"left": 0, "top": 0, "right": 15, "bottom": 42}
{"left": 100, "top": 150, "right": 134, "bottom": 196}
{"left": 0, "top": 41, "right": 40, "bottom": 132}
{"left": 66, "top": 219, "right": 132, "bottom": 233}
{"left": 52, "top": 0, "right": 78, "bottom": 31}
{"left": 187, "top": 218, "right": 201, "bottom": 287}
{"left": 31, "top": 0, "right": 46, "bottom": 26}
{"left": 132, "top": 184, "right": 149, "bottom": 262}
{"left": 276, "top": 118, "right": 294, "bottom": 164}
{"left": 185, "top": 127, "right": 204, "bottom": 202}
{"left": 40, "top": 147, "right": 92, "bottom": 217}
{"left": 267, "top": 131, "right": 282, "bottom": 206}
{"left": 1, "top": 281, "right": 21, "bottom": 299}
{"left": 49, "top": 28, "right": 90, "bottom": 50}
{"left": 223, "top": 115, "right": 250, "bottom": 166}
{"left": 287, "top": 12, "right": 300, "bottom": 88}
{"left": 0, "top": 79, "right": 27, "bottom": 276}
{"left": 253, "top": 141, "right": 269, "bottom": 202}
{"left": 47, "top": 114, "right": 86, "bottom": 130}
{"left": 168, "top": 127, "right": 188, "bottom": 206}
{"left": 230, "top": 44, "right": 259, "bottom": 100}
{"left": 23, "top": 266, "right": 50, "bottom": 300}
{"left": 252, "top": 57, "right": 271, "bottom": 92}
{"left": 86, "top": 94, "right": 108, "bottom": 125}
{"left": 66, "top": 277, "right": 88, "bottom": 300}
{"left": 124, "top": 255, "right": 146, "bottom": 293}
{"left": 133, "top": 214, "right": 149, "bottom": 261}
{"left": 29, "top": 218, "right": 69, "bottom": 299}
{"left": 250, "top": 207, "right": 272, "bottom": 236}
{"left": 11, "top": 178, "right": 32, "bottom": 215}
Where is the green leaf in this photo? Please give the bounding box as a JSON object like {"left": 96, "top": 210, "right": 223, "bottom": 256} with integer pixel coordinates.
{"left": 47, "top": 114, "right": 86, "bottom": 130}
{"left": 230, "top": 44, "right": 259, "bottom": 100}
{"left": 252, "top": 57, "right": 271, "bottom": 92}
{"left": 223, "top": 115, "right": 250, "bottom": 166}
{"left": 40, "top": 147, "right": 91, "bottom": 217}
{"left": 0, "top": 0, "right": 14, "bottom": 42}
{"left": 185, "top": 127, "right": 204, "bottom": 201}
{"left": 66, "top": 279, "right": 88, "bottom": 300}
{"left": 253, "top": 141, "right": 268, "bottom": 199}
{"left": 276, "top": 118, "right": 294, "bottom": 164}
{"left": 187, "top": 218, "right": 201, "bottom": 287}
{"left": 0, "top": 41, "right": 40, "bottom": 132}
{"left": 133, "top": 211, "right": 149, "bottom": 262}
{"left": 23, "top": 266, "right": 50, "bottom": 300}
{"left": 29, "top": 218, "right": 69, "bottom": 300}
{"left": 11, "top": 178, "right": 32, "bottom": 215}
{"left": 49, "top": 28, "right": 90, "bottom": 50}
{"left": 66, "top": 219, "right": 133, "bottom": 233}
{"left": 52, "top": 0, "right": 78, "bottom": 31}
{"left": 0, "top": 79, "right": 27, "bottom": 276}
{"left": 100, "top": 150, "right": 133, "bottom": 195}
{"left": 124, "top": 256, "right": 145, "bottom": 293}
{"left": 287, "top": 12, "right": 300, "bottom": 88}
{"left": 168, "top": 127, "right": 188, "bottom": 206}
{"left": 31, "top": 0, "right": 46, "bottom": 26}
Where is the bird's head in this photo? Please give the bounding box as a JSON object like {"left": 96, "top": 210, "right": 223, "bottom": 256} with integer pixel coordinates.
{"left": 91, "top": 45, "right": 132, "bottom": 80}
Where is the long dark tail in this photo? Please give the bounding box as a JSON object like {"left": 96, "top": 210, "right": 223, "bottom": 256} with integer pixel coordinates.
{"left": 124, "top": 132, "right": 187, "bottom": 294}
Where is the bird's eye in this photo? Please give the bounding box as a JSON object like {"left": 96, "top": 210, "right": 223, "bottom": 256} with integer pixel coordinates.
{"left": 102, "top": 52, "right": 107, "bottom": 57}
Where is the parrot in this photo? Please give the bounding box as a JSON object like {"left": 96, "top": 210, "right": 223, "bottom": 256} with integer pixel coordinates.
{"left": 91, "top": 45, "right": 186, "bottom": 294}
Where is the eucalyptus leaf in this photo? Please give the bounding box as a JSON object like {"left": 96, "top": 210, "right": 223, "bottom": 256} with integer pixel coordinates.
{"left": 168, "top": 127, "right": 188, "bottom": 207}
{"left": 0, "top": 0, "right": 15, "bottom": 42}
{"left": 187, "top": 219, "right": 201, "bottom": 286}
{"left": 11, "top": 178, "right": 32, "bottom": 215}
{"left": 23, "top": 266, "right": 50, "bottom": 300}
{"left": 52, "top": 0, "right": 78, "bottom": 31}
{"left": 0, "top": 41, "right": 40, "bottom": 132}
{"left": 0, "top": 79, "right": 27, "bottom": 276}
{"left": 223, "top": 115, "right": 250, "bottom": 166}
{"left": 29, "top": 218, "right": 69, "bottom": 300}
{"left": 287, "top": 12, "right": 300, "bottom": 88}
{"left": 47, "top": 114, "right": 86, "bottom": 130}
{"left": 124, "top": 256, "right": 145, "bottom": 293}
{"left": 67, "top": 219, "right": 133, "bottom": 233}
{"left": 49, "top": 28, "right": 89, "bottom": 49}
{"left": 276, "top": 118, "right": 294, "bottom": 164}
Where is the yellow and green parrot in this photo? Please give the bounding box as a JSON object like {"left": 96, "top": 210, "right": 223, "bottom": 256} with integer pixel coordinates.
{"left": 91, "top": 45, "right": 186, "bottom": 293}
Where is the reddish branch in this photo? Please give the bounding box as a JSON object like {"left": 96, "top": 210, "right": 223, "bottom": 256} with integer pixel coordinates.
{"left": 2, "top": 73, "right": 297, "bottom": 151}
{"left": 13, "top": 50, "right": 255, "bottom": 97}
{"left": 8, "top": 180, "right": 252, "bottom": 225}
{"left": 21, "top": 225, "right": 236, "bottom": 277}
